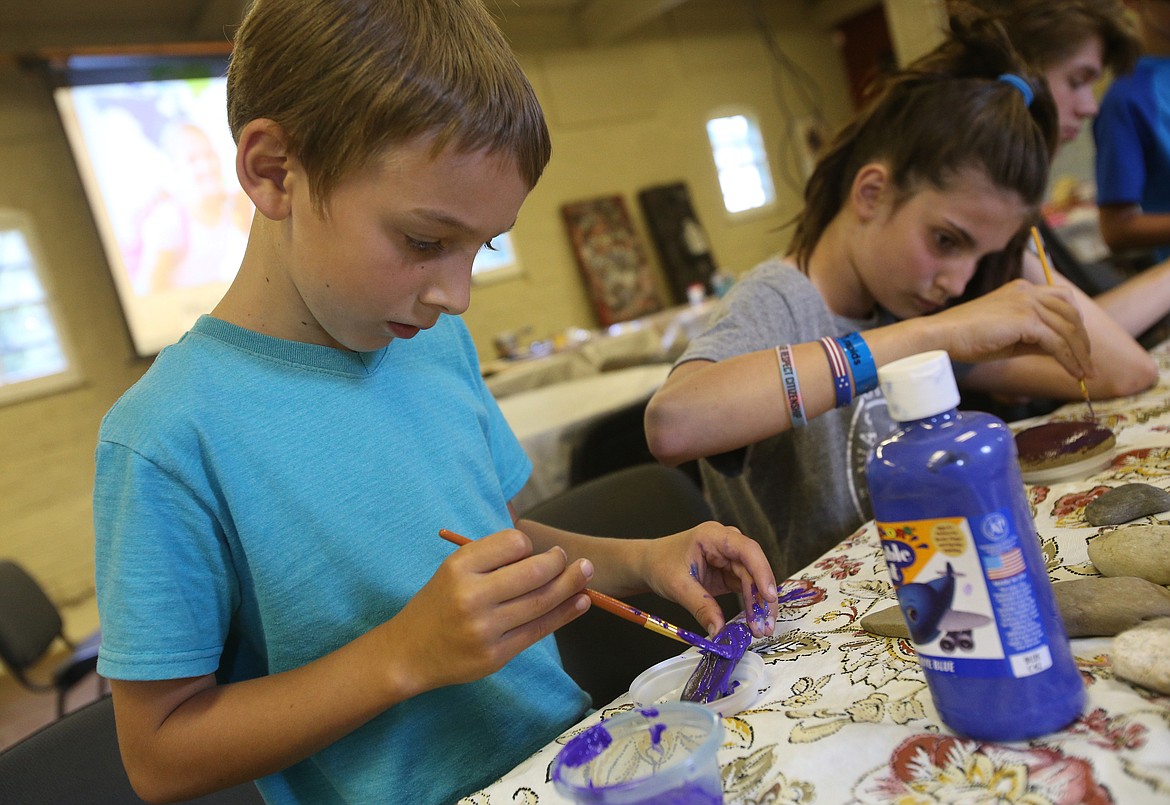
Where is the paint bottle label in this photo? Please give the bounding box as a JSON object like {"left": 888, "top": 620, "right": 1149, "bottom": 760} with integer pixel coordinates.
{"left": 878, "top": 512, "right": 1052, "bottom": 678}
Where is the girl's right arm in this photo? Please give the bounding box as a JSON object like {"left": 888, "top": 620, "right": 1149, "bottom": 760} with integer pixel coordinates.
{"left": 646, "top": 278, "right": 1092, "bottom": 466}
{"left": 111, "top": 530, "right": 591, "bottom": 803}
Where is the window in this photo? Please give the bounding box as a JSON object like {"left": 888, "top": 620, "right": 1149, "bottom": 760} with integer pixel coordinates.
{"left": 472, "top": 231, "right": 523, "bottom": 285}
{"left": 706, "top": 111, "right": 776, "bottom": 214}
{"left": 0, "top": 210, "right": 79, "bottom": 404}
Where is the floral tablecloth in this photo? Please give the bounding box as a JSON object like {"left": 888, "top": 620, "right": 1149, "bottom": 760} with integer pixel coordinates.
{"left": 464, "top": 346, "right": 1170, "bottom": 804}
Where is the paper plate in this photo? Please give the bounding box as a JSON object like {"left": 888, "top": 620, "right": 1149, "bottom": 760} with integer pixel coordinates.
{"left": 1019, "top": 446, "right": 1115, "bottom": 485}
{"left": 629, "top": 651, "right": 765, "bottom": 716}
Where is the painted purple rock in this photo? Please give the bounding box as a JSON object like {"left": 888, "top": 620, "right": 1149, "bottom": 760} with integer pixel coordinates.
{"left": 680, "top": 622, "right": 751, "bottom": 704}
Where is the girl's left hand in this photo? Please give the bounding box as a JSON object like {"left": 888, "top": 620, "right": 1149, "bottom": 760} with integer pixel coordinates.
{"left": 640, "top": 523, "right": 778, "bottom": 639}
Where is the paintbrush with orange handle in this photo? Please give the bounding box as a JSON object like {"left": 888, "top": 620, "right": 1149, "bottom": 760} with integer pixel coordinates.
{"left": 438, "top": 528, "right": 735, "bottom": 659}
{"left": 1030, "top": 225, "right": 1096, "bottom": 420}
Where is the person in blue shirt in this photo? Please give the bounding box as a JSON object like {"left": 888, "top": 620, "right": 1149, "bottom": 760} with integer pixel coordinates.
{"left": 91, "top": 2, "right": 779, "bottom": 803}
{"left": 1095, "top": 0, "right": 1170, "bottom": 262}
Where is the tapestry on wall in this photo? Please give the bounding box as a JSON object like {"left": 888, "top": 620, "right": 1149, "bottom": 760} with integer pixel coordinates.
{"left": 560, "top": 195, "right": 662, "bottom": 327}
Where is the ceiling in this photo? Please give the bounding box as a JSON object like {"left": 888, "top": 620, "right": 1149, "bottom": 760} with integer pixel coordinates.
{"left": 0, "top": 0, "right": 713, "bottom": 60}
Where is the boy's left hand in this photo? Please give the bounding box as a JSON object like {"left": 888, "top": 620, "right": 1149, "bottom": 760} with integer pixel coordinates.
{"left": 641, "top": 523, "right": 778, "bottom": 639}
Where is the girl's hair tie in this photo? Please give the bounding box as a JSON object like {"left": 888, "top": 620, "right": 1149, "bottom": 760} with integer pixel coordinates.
{"left": 997, "top": 73, "right": 1034, "bottom": 108}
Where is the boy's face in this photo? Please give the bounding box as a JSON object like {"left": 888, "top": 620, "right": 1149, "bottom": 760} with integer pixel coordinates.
{"left": 282, "top": 139, "right": 530, "bottom": 352}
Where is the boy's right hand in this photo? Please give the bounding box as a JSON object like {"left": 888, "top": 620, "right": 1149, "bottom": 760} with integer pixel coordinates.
{"left": 385, "top": 528, "right": 592, "bottom": 696}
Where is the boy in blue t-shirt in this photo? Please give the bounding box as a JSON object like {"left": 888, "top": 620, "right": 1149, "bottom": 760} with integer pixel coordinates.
{"left": 1094, "top": 0, "right": 1170, "bottom": 262}
{"left": 92, "top": 2, "right": 779, "bottom": 803}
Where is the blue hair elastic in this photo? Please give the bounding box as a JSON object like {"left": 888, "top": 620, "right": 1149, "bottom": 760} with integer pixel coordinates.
{"left": 997, "top": 73, "right": 1034, "bottom": 108}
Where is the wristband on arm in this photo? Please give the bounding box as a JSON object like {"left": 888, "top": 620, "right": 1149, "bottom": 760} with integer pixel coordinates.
{"left": 819, "top": 336, "right": 853, "bottom": 408}
{"left": 775, "top": 345, "right": 808, "bottom": 428}
{"left": 836, "top": 332, "right": 877, "bottom": 395}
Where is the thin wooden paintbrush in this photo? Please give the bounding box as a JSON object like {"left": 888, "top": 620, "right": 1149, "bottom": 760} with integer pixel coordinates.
{"left": 1030, "top": 225, "right": 1096, "bottom": 420}
{"left": 438, "top": 529, "right": 735, "bottom": 658}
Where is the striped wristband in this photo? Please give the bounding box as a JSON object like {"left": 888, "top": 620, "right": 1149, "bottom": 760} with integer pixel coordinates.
{"left": 775, "top": 345, "right": 808, "bottom": 428}
{"left": 836, "top": 332, "right": 877, "bottom": 395}
{"left": 819, "top": 336, "right": 853, "bottom": 408}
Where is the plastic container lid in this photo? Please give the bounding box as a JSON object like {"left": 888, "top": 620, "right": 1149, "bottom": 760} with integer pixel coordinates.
{"left": 629, "top": 650, "right": 765, "bottom": 716}
{"left": 551, "top": 702, "right": 723, "bottom": 803}
{"left": 878, "top": 350, "right": 960, "bottom": 422}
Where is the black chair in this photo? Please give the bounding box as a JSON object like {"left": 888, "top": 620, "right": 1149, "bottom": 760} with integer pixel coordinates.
{"left": 522, "top": 463, "right": 739, "bottom": 707}
{"left": 0, "top": 694, "right": 265, "bottom": 804}
{"left": 568, "top": 399, "right": 701, "bottom": 489}
{"left": 0, "top": 559, "right": 103, "bottom": 717}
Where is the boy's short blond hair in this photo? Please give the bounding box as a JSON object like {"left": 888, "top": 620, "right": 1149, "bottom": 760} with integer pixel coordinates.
{"left": 227, "top": 0, "right": 551, "bottom": 209}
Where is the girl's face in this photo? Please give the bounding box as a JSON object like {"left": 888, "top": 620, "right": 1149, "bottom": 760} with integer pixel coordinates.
{"left": 279, "top": 138, "right": 529, "bottom": 352}
{"left": 1044, "top": 36, "right": 1106, "bottom": 147}
{"left": 855, "top": 167, "right": 1030, "bottom": 321}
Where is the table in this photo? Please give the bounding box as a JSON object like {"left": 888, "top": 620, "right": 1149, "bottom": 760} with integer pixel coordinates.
{"left": 466, "top": 344, "right": 1170, "bottom": 804}
{"left": 499, "top": 363, "right": 672, "bottom": 513}
{"left": 482, "top": 301, "right": 716, "bottom": 398}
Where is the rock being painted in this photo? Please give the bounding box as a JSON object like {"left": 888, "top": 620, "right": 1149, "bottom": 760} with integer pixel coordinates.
{"left": 681, "top": 622, "right": 751, "bottom": 704}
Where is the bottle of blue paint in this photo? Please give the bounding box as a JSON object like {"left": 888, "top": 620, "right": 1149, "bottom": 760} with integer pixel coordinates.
{"left": 866, "top": 351, "right": 1084, "bottom": 741}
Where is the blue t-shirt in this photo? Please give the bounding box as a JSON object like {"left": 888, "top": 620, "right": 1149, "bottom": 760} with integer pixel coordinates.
{"left": 1094, "top": 55, "right": 1170, "bottom": 261}
{"left": 94, "top": 315, "right": 589, "bottom": 804}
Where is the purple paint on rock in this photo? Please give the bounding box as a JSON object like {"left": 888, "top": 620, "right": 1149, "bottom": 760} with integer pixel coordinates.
{"left": 681, "top": 622, "right": 751, "bottom": 704}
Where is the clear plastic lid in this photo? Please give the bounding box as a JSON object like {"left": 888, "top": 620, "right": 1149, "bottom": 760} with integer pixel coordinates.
{"left": 878, "top": 350, "right": 960, "bottom": 422}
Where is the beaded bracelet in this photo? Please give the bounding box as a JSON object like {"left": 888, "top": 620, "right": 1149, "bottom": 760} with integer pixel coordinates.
{"left": 775, "top": 345, "right": 808, "bottom": 428}
{"left": 836, "top": 332, "right": 877, "bottom": 395}
{"left": 819, "top": 336, "right": 853, "bottom": 409}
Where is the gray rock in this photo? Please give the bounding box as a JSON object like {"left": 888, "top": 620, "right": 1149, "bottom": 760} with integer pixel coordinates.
{"left": 1113, "top": 617, "right": 1170, "bottom": 695}
{"left": 862, "top": 605, "right": 910, "bottom": 639}
{"left": 1052, "top": 577, "right": 1170, "bottom": 636}
{"left": 1088, "top": 526, "right": 1170, "bottom": 585}
{"left": 1084, "top": 482, "right": 1170, "bottom": 526}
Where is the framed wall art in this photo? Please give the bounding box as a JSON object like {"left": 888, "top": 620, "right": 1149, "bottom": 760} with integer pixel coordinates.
{"left": 561, "top": 195, "right": 662, "bottom": 326}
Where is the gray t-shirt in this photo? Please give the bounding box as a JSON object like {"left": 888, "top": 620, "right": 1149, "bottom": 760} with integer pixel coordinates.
{"left": 677, "top": 258, "right": 896, "bottom": 577}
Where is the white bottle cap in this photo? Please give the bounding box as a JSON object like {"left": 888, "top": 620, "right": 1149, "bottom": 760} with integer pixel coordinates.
{"left": 878, "top": 350, "right": 960, "bottom": 422}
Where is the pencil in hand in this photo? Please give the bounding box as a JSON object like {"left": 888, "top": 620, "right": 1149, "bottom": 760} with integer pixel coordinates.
{"left": 1030, "top": 226, "right": 1096, "bottom": 420}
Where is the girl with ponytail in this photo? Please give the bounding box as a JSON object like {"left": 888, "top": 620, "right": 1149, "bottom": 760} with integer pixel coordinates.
{"left": 646, "top": 9, "right": 1154, "bottom": 578}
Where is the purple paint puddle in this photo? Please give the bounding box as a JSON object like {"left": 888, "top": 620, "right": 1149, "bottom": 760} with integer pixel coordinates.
{"left": 681, "top": 622, "right": 751, "bottom": 704}
{"left": 648, "top": 722, "right": 667, "bottom": 745}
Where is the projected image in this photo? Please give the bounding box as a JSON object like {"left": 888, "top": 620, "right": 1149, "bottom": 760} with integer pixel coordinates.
{"left": 55, "top": 76, "right": 252, "bottom": 355}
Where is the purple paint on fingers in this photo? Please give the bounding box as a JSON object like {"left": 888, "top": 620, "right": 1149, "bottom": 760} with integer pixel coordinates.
{"left": 750, "top": 584, "right": 771, "bottom": 630}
